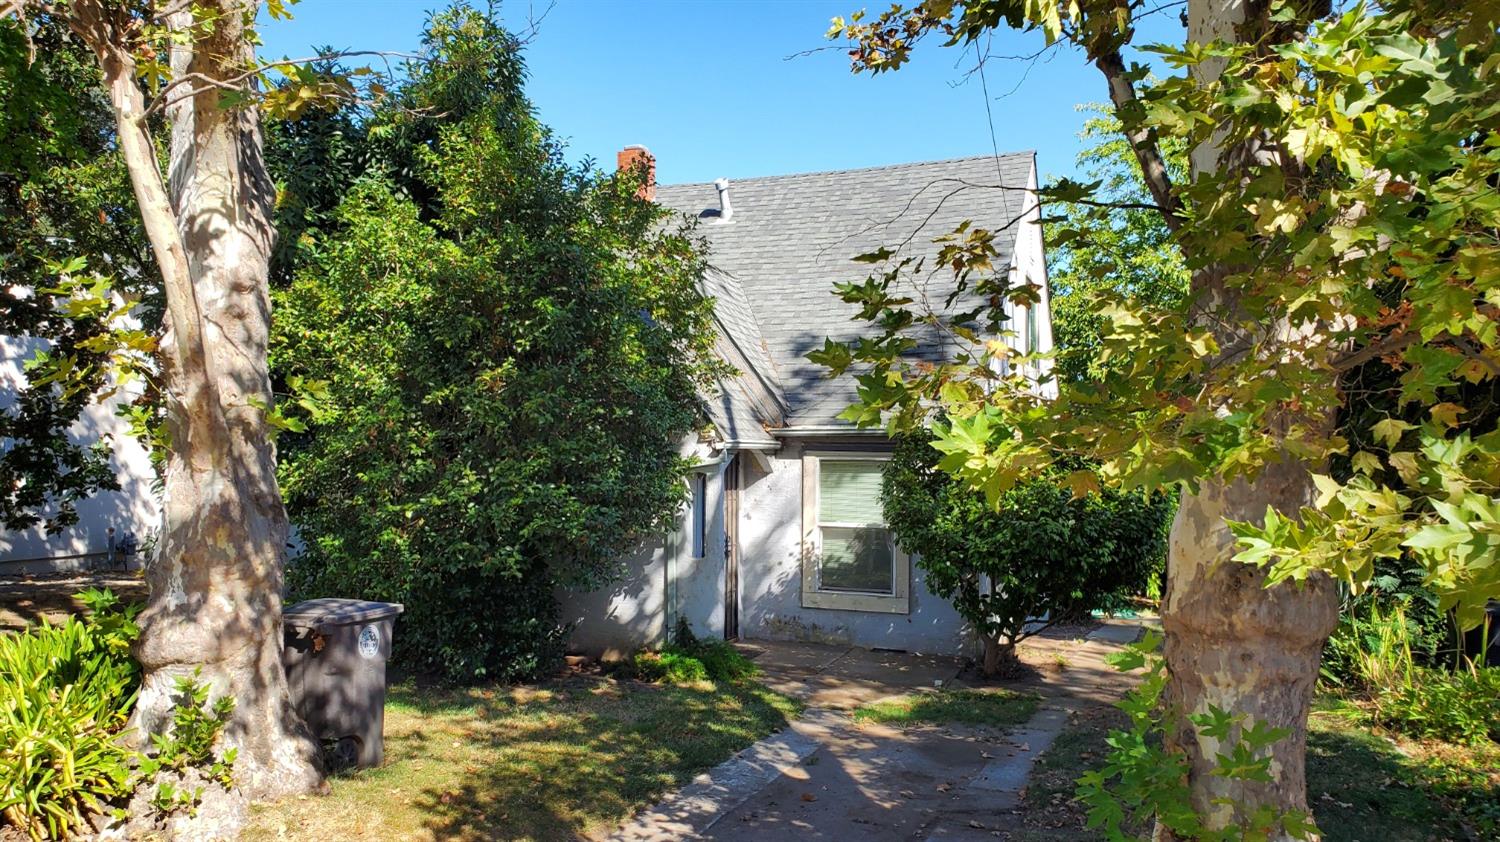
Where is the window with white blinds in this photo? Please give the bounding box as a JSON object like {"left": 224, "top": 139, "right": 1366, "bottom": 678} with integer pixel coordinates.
{"left": 815, "top": 459, "right": 895, "bottom": 595}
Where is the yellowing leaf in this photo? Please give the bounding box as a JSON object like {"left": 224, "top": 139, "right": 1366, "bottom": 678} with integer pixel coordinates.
{"left": 1185, "top": 331, "right": 1219, "bottom": 359}
{"left": 1387, "top": 451, "right": 1421, "bottom": 483}
{"left": 1249, "top": 198, "right": 1303, "bottom": 235}
{"left": 1429, "top": 402, "right": 1467, "bottom": 428}
{"left": 1371, "top": 417, "right": 1414, "bottom": 448}
{"left": 1351, "top": 451, "right": 1382, "bottom": 475}
{"left": 1064, "top": 470, "right": 1101, "bottom": 500}
{"left": 1311, "top": 474, "right": 1342, "bottom": 509}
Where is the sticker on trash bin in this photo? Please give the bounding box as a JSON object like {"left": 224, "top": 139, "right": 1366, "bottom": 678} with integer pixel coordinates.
{"left": 357, "top": 625, "right": 381, "bottom": 659}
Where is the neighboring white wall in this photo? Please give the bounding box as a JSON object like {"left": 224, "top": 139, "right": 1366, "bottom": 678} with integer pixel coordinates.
{"left": 737, "top": 439, "right": 975, "bottom": 656}
{"left": 0, "top": 335, "right": 159, "bottom": 574}
{"left": 560, "top": 536, "right": 669, "bottom": 660}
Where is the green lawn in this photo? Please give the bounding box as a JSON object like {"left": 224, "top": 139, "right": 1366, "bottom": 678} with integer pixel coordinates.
{"left": 245, "top": 674, "right": 799, "bottom": 841}
{"left": 1304, "top": 699, "right": 1499, "bottom": 841}
{"left": 1012, "top": 699, "right": 1500, "bottom": 841}
{"left": 851, "top": 688, "right": 1039, "bottom": 728}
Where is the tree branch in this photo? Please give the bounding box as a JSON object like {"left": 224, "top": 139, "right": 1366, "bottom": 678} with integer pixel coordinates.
{"left": 67, "top": 0, "right": 233, "bottom": 465}
{"left": 1093, "top": 47, "right": 1182, "bottom": 232}
{"left": 143, "top": 49, "right": 423, "bottom": 117}
{"left": 1451, "top": 334, "right": 1500, "bottom": 378}
{"left": 1329, "top": 330, "right": 1415, "bottom": 373}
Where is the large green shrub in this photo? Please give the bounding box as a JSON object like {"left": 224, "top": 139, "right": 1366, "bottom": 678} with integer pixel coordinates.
{"left": 0, "top": 589, "right": 140, "bottom": 839}
{"left": 882, "top": 433, "right": 1172, "bottom": 675}
{"left": 275, "top": 7, "right": 720, "bottom": 682}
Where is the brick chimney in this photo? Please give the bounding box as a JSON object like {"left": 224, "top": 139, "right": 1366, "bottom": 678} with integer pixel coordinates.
{"left": 617, "top": 144, "right": 656, "bottom": 202}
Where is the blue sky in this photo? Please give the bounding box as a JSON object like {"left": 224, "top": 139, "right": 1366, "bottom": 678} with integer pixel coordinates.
{"left": 258, "top": 0, "right": 1184, "bottom": 186}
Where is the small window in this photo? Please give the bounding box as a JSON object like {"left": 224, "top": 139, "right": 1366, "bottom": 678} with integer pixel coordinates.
{"left": 801, "top": 454, "right": 909, "bottom": 614}
{"left": 690, "top": 473, "right": 707, "bottom": 559}
{"left": 1023, "top": 287, "right": 1043, "bottom": 376}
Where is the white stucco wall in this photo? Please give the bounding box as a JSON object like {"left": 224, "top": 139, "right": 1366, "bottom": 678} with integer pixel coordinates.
{"left": 559, "top": 437, "right": 731, "bottom": 658}
{"left": 559, "top": 536, "right": 669, "bottom": 660}
{"left": 563, "top": 437, "right": 979, "bottom": 659}
{"left": 736, "top": 439, "right": 975, "bottom": 656}
{"left": 672, "top": 458, "right": 729, "bottom": 642}
{"left": 1, "top": 334, "right": 159, "bottom": 573}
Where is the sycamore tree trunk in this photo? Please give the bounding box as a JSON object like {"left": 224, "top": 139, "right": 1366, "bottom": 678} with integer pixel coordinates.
{"left": 1156, "top": 0, "right": 1340, "bottom": 836}
{"left": 1163, "top": 468, "right": 1338, "bottom": 834}
{"left": 70, "top": 0, "right": 322, "bottom": 801}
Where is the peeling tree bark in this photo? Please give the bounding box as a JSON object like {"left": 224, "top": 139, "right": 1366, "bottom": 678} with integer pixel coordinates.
{"left": 66, "top": 0, "right": 322, "bottom": 801}
{"left": 1162, "top": 467, "right": 1338, "bottom": 835}
{"left": 1154, "top": 1, "right": 1341, "bottom": 837}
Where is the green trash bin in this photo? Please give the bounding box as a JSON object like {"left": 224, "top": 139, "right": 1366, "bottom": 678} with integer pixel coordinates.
{"left": 282, "top": 598, "right": 404, "bottom": 768}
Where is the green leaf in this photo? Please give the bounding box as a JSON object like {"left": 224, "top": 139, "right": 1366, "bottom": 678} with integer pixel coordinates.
{"left": 1371, "top": 418, "right": 1414, "bottom": 448}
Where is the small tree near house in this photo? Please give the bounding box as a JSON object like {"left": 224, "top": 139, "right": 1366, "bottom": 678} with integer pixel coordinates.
{"left": 882, "top": 433, "right": 1171, "bottom": 676}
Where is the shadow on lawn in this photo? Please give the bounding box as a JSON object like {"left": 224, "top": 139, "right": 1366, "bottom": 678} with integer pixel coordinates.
{"left": 390, "top": 676, "right": 796, "bottom": 841}
{"left": 1014, "top": 703, "right": 1495, "bottom": 842}
{"left": 1304, "top": 708, "right": 1498, "bottom": 842}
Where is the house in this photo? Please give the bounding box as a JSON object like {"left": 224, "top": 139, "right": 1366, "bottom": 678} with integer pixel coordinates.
{"left": 0, "top": 333, "right": 157, "bottom": 575}
{"left": 561, "top": 147, "right": 1053, "bottom": 659}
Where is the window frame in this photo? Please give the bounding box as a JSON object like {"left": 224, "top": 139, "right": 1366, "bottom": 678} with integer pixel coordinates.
{"left": 1023, "top": 276, "right": 1041, "bottom": 375}
{"left": 800, "top": 451, "right": 910, "bottom": 614}
{"left": 1025, "top": 302, "right": 1039, "bottom": 356}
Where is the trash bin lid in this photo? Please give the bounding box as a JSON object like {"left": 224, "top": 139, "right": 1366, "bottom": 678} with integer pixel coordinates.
{"left": 284, "top": 598, "right": 404, "bottom": 629}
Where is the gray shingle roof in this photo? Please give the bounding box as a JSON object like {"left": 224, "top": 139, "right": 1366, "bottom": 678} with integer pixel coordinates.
{"left": 696, "top": 267, "right": 785, "bottom": 447}
{"left": 663, "top": 152, "right": 1036, "bottom": 428}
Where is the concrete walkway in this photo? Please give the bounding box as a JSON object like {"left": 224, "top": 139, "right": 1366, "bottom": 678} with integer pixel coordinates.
{"left": 609, "top": 622, "right": 1145, "bottom": 841}
{"left": 741, "top": 639, "right": 967, "bottom": 709}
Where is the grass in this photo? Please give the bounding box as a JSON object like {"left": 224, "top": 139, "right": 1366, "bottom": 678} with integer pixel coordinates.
{"left": 1305, "top": 698, "right": 1499, "bottom": 840}
{"left": 850, "top": 688, "right": 1038, "bottom": 728}
{"left": 1009, "top": 698, "right": 1500, "bottom": 841}
{"left": 1011, "top": 705, "right": 1125, "bottom": 840}
{"left": 244, "top": 673, "right": 799, "bottom": 842}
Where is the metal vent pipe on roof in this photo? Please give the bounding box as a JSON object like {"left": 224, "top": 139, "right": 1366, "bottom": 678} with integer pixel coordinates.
{"left": 713, "top": 177, "right": 734, "bottom": 222}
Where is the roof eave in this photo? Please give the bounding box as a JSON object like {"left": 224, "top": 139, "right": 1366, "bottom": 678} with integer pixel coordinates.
{"left": 769, "top": 425, "right": 888, "bottom": 438}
